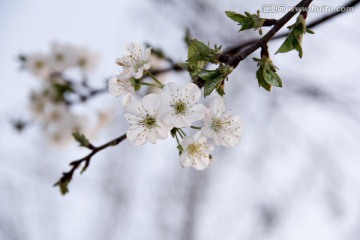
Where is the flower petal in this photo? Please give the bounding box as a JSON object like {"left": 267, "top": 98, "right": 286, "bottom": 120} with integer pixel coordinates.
{"left": 180, "top": 152, "right": 191, "bottom": 168}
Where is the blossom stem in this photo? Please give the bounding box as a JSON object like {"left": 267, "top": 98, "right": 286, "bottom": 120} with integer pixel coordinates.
{"left": 175, "top": 133, "right": 181, "bottom": 145}
{"left": 190, "top": 126, "right": 202, "bottom": 130}
{"left": 178, "top": 128, "right": 186, "bottom": 138}
{"left": 146, "top": 71, "right": 164, "bottom": 88}
{"left": 140, "top": 81, "right": 163, "bottom": 88}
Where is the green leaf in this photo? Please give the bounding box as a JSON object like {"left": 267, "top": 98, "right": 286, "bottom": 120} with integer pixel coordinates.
{"left": 198, "top": 69, "right": 221, "bottom": 81}
{"left": 263, "top": 67, "right": 282, "bottom": 87}
{"left": 177, "top": 62, "right": 189, "bottom": 71}
{"left": 225, "top": 11, "right": 246, "bottom": 22}
{"left": 276, "top": 31, "right": 297, "bottom": 54}
{"left": 306, "top": 28, "right": 315, "bottom": 34}
{"left": 72, "top": 132, "right": 90, "bottom": 148}
{"left": 54, "top": 179, "right": 69, "bottom": 195}
{"left": 204, "top": 73, "right": 223, "bottom": 97}
{"left": 256, "top": 69, "right": 272, "bottom": 91}
{"left": 184, "top": 28, "right": 192, "bottom": 46}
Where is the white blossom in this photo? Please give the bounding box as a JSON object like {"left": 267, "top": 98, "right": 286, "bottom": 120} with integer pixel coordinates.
{"left": 24, "top": 53, "right": 51, "bottom": 79}
{"left": 180, "top": 132, "right": 214, "bottom": 170}
{"left": 115, "top": 43, "right": 151, "bottom": 79}
{"left": 158, "top": 82, "right": 207, "bottom": 128}
{"left": 46, "top": 110, "right": 86, "bottom": 145}
{"left": 74, "top": 47, "right": 99, "bottom": 72}
{"left": 125, "top": 94, "right": 171, "bottom": 147}
{"left": 108, "top": 68, "right": 134, "bottom": 105}
{"left": 49, "top": 42, "right": 77, "bottom": 72}
{"left": 201, "top": 96, "right": 242, "bottom": 147}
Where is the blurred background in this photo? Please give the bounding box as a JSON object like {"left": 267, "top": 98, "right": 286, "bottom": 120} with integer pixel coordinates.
{"left": 0, "top": 0, "right": 359, "bottom": 239}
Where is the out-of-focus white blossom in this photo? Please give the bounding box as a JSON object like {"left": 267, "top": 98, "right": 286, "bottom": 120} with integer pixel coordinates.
{"left": 29, "top": 91, "right": 48, "bottom": 118}
{"left": 24, "top": 53, "right": 51, "bottom": 79}
{"left": 180, "top": 132, "right": 214, "bottom": 170}
{"left": 158, "top": 82, "right": 207, "bottom": 128}
{"left": 49, "top": 42, "right": 77, "bottom": 72}
{"left": 115, "top": 43, "right": 151, "bottom": 79}
{"left": 124, "top": 94, "right": 170, "bottom": 147}
{"left": 75, "top": 47, "right": 99, "bottom": 72}
{"left": 201, "top": 96, "right": 242, "bottom": 147}
{"left": 46, "top": 110, "right": 86, "bottom": 145}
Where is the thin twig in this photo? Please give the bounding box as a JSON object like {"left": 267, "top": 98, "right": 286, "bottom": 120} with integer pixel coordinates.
{"left": 54, "top": 133, "right": 127, "bottom": 194}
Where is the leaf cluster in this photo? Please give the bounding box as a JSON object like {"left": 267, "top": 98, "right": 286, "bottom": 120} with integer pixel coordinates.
{"left": 199, "top": 64, "right": 233, "bottom": 97}
{"left": 179, "top": 39, "right": 233, "bottom": 97}
{"left": 254, "top": 57, "right": 282, "bottom": 92}
{"left": 226, "top": 10, "right": 265, "bottom": 35}
{"left": 276, "top": 15, "right": 314, "bottom": 58}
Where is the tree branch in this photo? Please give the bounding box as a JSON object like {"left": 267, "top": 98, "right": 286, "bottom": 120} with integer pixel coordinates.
{"left": 54, "top": 133, "right": 127, "bottom": 194}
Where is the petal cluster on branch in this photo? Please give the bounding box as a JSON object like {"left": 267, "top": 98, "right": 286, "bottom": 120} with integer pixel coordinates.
{"left": 109, "top": 43, "right": 243, "bottom": 170}
{"left": 23, "top": 42, "right": 99, "bottom": 79}
{"left": 20, "top": 43, "right": 109, "bottom": 145}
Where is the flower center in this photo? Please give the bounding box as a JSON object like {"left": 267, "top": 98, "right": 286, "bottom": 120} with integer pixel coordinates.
{"left": 78, "top": 58, "right": 87, "bottom": 67}
{"left": 211, "top": 118, "right": 223, "bottom": 132}
{"left": 188, "top": 143, "right": 201, "bottom": 155}
{"left": 35, "top": 60, "right": 44, "bottom": 69}
{"left": 141, "top": 115, "right": 157, "bottom": 128}
{"left": 174, "top": 101, "right": 187, "bottom": 115}
{"left": 56, "top": 53, "right": 64, "bottom": 62}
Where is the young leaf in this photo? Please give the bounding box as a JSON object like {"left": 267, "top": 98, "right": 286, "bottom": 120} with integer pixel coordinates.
{"left": 54, "top": 178, "right": 70, "bottom": 195}
{"left": 200, "top": 65, "right": 233, "bottom": 97}
{"left": 256, "top": 69, "right": 272, "bottom": 92}
{"left": 187, "top": 39, "right": 221, "bottom": 64}
{"left": 276, "top": 15, "right": 314, "bottom": 58}
{"left": 254, "top": 57, "right": 282, "bottom": 91}
{"left": 72, "top": 132, "right": 90, "bottom": 148}
{"left": 203, "top": 72, "right": 223, "bottom": 97}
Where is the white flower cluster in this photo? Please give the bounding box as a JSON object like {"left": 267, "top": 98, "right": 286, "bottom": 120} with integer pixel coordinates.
{"left": 29, "top": 90, "right": 87, "bottom": 144}
{"left": 23, "top": 43, "right": 110, "bottom": 145}
{"left": 108, "top": 43, "right": 151, "bottom": 105}
{"left": 109, "top": 43, "right": 243, "bottom": 170}
{"left": 23, "top": 42, "right": 99, "bottom": 79}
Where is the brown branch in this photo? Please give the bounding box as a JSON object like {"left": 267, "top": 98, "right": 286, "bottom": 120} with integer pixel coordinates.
{"left": 263, "top": 19, "right": 278, "bottom": 27}
{"left": 54, "top": 133, "right": 127, "bottom": 194}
